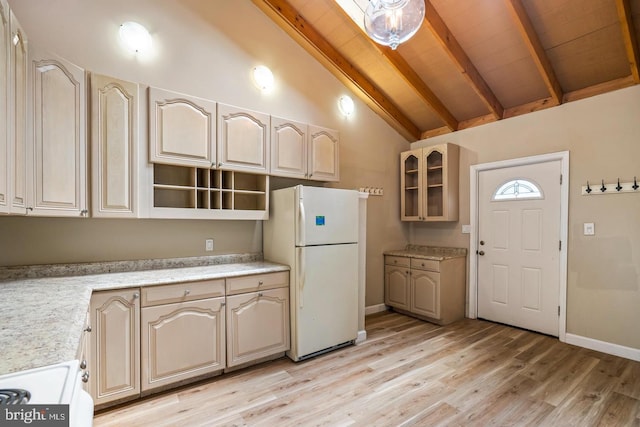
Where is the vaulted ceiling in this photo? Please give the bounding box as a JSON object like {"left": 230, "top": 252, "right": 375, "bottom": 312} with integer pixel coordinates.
{"left": 252, "top": 0, "right": 640, "bottom": 141}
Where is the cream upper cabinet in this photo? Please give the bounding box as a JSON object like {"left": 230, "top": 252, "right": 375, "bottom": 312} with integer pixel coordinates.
{"left": 28, "top": 46, "right": 87, "bottom": 217}
{"left": 8, "top": 8, "right": 27, "bottom": 215}
{"left": 90, "top": 288, "right": 141, "bottom": 407}
{"left": 149, "top": 87, "right": 216, "bottom": 168}
{"left": 400, "top": 143, "right": 459, "bottom": 221}
{"left": 308, "top": 125, "right": 339, "bottom": 182}
{"left": 91, "top": 74, "right": 138, "bottom": 218}
{"left": 0, "top": 0, "right": 9, "bottom": 214}
{"left": 217, "top": 103, "right": 269, "bottom": 173}
{"left": 270, "top": 116, "right": 307, "bottom": 179}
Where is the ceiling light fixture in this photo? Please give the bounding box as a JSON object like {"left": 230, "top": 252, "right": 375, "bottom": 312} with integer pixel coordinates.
{"left": 119, "top": 21, "right": 152, "bottom": 53}
{"left": 338, "top": 95, "right": 355, "bottom": 117}
{"left": 364, "top": 0, "right": 425, "bottom": 50}
{"left": 252, "top": 65, "right": 274, "bottom": 92}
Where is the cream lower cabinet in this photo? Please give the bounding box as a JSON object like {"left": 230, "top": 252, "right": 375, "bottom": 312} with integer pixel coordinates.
{"left": 141, "top": 297, "right": 226, "bottom": 391}
{"left": 140, "top": 279, "right": 226, "bottom": 392}
{"left": 226, "top": 271, "right": 290, "bottom": 368}
{"left": 89, "top": 288, "right": 140, "bottom": 407}
{"left": 384, "top": 256, "right": 410, "bottom": 311}
{"left": 384, "top": 255, "right": 465, "bottom": 325}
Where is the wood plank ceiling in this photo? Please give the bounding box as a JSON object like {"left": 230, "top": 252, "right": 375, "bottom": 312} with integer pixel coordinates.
{"left": 252, "top": 0, "right": 640, "bottom": 142}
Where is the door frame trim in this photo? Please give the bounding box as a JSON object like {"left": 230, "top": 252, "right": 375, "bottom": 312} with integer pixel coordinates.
{"left": 469, "top": 151, "right": 569, "bottom": 341}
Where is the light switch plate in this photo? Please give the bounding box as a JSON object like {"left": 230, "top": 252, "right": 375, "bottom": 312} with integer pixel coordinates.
{"left": 205, "top": 239, "right": 214, "bottom": 251}
{"left": 583, "top": 223, "right": 595, "bottom": 236}
{"left": 462, "top": 224, "right": 471, "bottom": 234}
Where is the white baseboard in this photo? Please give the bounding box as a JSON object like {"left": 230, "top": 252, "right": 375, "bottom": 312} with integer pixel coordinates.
{"left": 355, "top": 330, "right": 367, "bottom": 344}
{"left": 565, "top": 333, "right": 640, "bottom": 362}
{"left": 365, "top": 304, "right": 388, "bottom": 316}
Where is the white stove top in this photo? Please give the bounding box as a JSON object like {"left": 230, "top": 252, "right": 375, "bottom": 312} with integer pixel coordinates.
{"left": 0, "top": 360, "right": 80, "bottom": 404}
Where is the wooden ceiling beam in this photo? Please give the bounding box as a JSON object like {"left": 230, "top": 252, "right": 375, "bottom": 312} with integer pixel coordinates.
{"left": 504, "top": 0, "right": 563, "bottom": 105}
{"left": 615, "top": 0, "right": 640, "bottom": 83}
{"left": 422, "top": 0, "right": 504, "bottom": 120}
{"left": 251, "top": 0, "right": 422, "bottom": 141}
{"left": 362, "top": 43, "right": 459, "bottom": 132}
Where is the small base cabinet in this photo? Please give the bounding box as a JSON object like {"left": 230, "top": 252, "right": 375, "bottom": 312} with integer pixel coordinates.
{"left": 226, "top": 272, "right": 290, "bottom": 368}
{"left": 384, "top": 256, "right": 410, "bottom": 311}
{"left": 140, "top": 278, "right": 226, "bottom": 392}
{"left": 384, "top": 254, "right": 466, "bottom": 325}
{"left": 89, "top": 288, "right": 140, "bottom": 407}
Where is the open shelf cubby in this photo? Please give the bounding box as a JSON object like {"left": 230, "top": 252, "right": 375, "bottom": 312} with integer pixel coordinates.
{"left": 152, "top": 164, "right": 269, "bottom": 218}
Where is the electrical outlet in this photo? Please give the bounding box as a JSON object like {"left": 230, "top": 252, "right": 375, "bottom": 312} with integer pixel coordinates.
{"left": 205, "top": 239, "right": 214, "bottom": 251}
{"left": 583, "top": 223, "right": 595, "bottom": 236}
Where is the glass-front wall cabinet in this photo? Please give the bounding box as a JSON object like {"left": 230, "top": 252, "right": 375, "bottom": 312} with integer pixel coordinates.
{"left": 400, "top": 143, "right": 459, "bottom": 222}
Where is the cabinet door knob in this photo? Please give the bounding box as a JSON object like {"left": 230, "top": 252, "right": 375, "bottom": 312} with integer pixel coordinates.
{"left": 82, "top": 372, "right": 90, "bottom": 383}
{"left": 84, "top": 326, "right": 92, "bottom": 333}
{"left": 258, "top": 280, "right": 264, "bottom": 286}
{"left": 80, "top": 360, "right": 87, "bottom": 369}
{"left": 133, "top": 293, "right": 140, "bottom": 299}
{"left": 258, "top": 292, "right": 263, "bottom": 297}
{"left": 184, "top": 290, "right": 190, "bottom": 296}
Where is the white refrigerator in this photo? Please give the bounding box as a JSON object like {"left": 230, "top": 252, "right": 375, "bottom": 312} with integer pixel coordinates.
{"left": 264, "top": 185, "right": 359, "bottom": 361}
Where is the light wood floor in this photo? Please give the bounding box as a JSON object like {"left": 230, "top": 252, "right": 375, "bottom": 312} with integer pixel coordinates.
{"left": 94, "top": 312, "right": 640, "bottom": 426}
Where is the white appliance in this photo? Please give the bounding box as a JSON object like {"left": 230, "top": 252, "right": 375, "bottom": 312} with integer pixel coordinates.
{"left": 264, "top": 185, "right": 359, "bottom": 361}
{"left": 0, "top": 360, "right": 94, "bottom": 426}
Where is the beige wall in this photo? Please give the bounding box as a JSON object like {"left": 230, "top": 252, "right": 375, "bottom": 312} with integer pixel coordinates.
{"left": 1, "top": 0, "right": 409, "bottom": 302}
{"left": 411, "top": 85, "right": 640, "bottom": 350}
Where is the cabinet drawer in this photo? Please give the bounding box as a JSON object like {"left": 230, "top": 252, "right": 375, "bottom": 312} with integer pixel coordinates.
{"left": 142, "top": 279, "right": 225, "bottom": 307}
{"left": 410, "top": 258, "right": 440, "bottom": 272}
{"left": 385, "top": 256, "right": 410, "bottom": 267}
{"left": 226, "top": 271, "right": 289, "bottom": 296}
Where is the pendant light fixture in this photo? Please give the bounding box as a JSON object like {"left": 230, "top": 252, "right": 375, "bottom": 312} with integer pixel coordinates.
{"left": 364, "top": 0, "right": 425, "bottom": 50}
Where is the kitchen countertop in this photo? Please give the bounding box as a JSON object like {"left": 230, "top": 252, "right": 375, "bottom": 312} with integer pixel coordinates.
{"left": 384, "top": 244, "right": 467, "bottom": 260}
{"left": 0, "top": 255, "right": 289, "bottom": 376}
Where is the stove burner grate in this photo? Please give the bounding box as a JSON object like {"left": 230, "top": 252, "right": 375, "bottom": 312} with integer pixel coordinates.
{"left": 0, "top": 389, "right": 31, "bottom": 405}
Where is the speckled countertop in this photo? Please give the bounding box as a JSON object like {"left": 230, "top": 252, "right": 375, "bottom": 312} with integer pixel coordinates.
{"left": 0, "top": 254, "right": 289, "bottom": 376}
{"left": 384, "top": 244, "right": 468, "bottom": 260}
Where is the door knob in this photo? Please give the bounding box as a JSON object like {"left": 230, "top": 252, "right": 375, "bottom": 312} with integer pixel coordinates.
{"left": 477, "top": 250, "right": 485, "bottom": 256}
{"left": 480, "top": 240, "right": 485, "bottom": 245}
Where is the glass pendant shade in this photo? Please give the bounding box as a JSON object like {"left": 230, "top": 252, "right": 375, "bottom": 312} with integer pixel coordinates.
{"left": 364, "top": 0, "right": 425, "bottom": 50}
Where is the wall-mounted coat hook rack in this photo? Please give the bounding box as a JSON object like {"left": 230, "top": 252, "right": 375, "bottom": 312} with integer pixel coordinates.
{"left": 582, "top": 177, "right": 640, "bottom": 195}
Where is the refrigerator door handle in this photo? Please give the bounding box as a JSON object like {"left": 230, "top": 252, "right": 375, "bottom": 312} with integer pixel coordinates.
{"left": 297, "top": 198, "right": 306, "bottom": 247}
{"left": 298, "top": 247, "right": 305, "bottom": 309}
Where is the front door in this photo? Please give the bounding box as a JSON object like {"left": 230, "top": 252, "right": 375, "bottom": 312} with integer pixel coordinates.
{"left": 477, "top": 160, "right": 561, "bottom": 336}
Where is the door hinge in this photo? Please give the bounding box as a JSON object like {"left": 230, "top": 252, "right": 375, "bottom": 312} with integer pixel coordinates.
{"left": 559, "top": 240, "right": 562, "bottom": 251}
{"left": 558, "top": 306, "right": 561, "bottom": 316}
{"left": 560, "top": 174, "right": 563, "bottom": 185}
